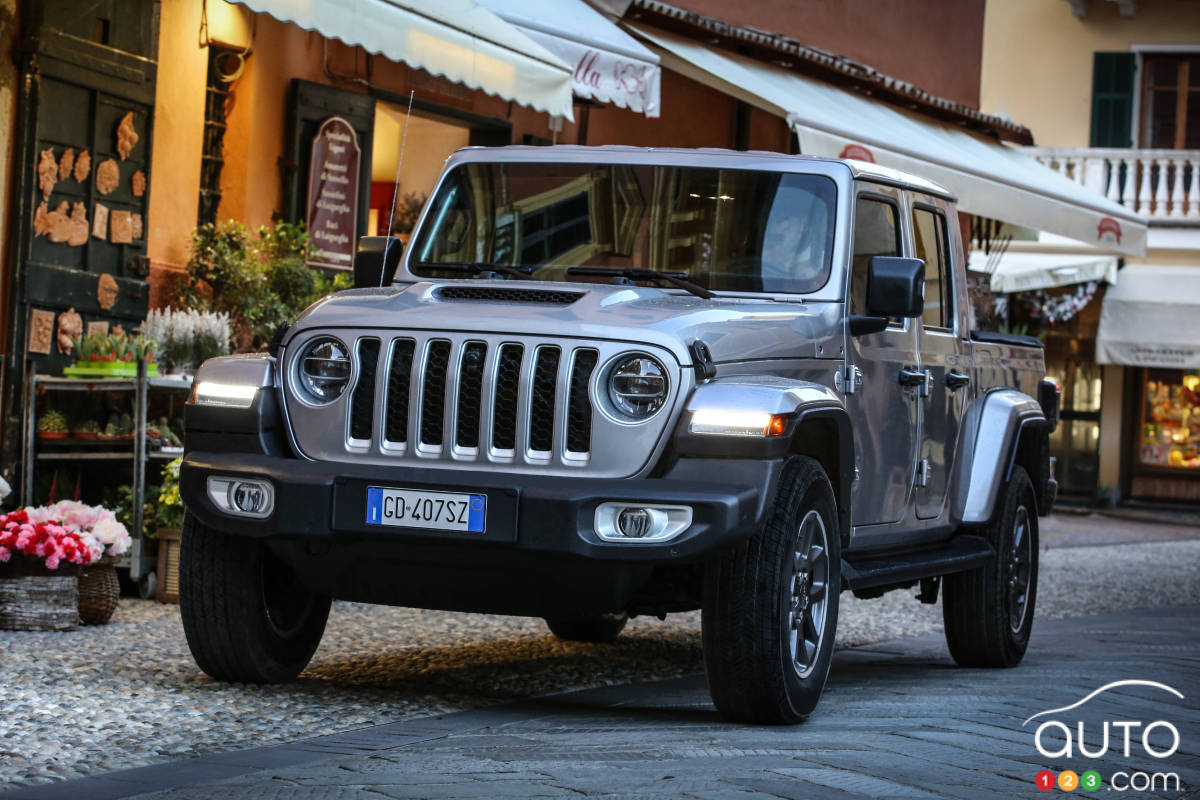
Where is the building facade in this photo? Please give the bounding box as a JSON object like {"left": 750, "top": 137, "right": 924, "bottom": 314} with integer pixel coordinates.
{"left": 980, "top": 0, "right": 1200, "bottom": 503}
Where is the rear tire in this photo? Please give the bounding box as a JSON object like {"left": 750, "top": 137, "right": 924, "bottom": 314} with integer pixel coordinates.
{"left": 943, "top": 465, "right": 1039, "bottom": 668}
{"left": 545, "top": 612, "right": 628, "bottom": 643}
{"left": 180, "top": 513, "right": 331, "bottom": 683}
{"left": 702, "top": 456, "right": 841, "bottom": 724}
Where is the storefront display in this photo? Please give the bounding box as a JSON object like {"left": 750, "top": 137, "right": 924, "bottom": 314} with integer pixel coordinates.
{"left": 1140, "top": 369, "right": 1200, "bottom": 470}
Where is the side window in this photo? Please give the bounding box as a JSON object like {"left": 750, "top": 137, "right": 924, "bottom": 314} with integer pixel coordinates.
{"left": 912, "top": 207, "right": 952, "bottom": 330}
{"left": 850, "top": 196, "right": 900, "bottom": 316}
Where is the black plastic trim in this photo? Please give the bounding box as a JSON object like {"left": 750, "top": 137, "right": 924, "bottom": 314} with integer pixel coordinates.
{"left": 842, "top": 534, "right": 994, "bottom": 590}
{"left": 970, "top": 329, "right": 1044, "bottom": 348}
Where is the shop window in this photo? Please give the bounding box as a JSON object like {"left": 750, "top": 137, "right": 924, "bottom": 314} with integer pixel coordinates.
{"left": 1140, "top": 369, "right": 1200, "bottom": 470}
{"left": 1141, "top": 55, "right": 1200, "bottom": 149}
{"left": 912, "top": 206, "right": 952, "bottom": 330}
{"left": 850, "top": 196, "right": 900, "bottom": 318}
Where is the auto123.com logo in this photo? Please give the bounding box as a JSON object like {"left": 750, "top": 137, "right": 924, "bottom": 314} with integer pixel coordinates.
{"left": 1024, "top": 680, "right": 1185, "bottom": 793}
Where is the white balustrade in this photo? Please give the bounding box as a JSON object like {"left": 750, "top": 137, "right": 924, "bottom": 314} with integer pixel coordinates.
{"left": 1024, "top": 147, "right": 1200, "bottom": 222}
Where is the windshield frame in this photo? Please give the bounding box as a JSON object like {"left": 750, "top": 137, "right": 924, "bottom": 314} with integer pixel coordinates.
{"left": 404, "top": 156, "right": 845, "bottom": 299}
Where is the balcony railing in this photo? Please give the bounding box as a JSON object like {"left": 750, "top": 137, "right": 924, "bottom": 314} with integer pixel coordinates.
{"left": 1025, "top": 147, "right": 1200, "bottom": 222}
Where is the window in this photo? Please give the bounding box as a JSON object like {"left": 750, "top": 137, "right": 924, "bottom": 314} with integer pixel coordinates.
{"left": 1140, "top": 369, "right": 1200, "bottom": 470}
{"left": 850, "top": 196, "right": 900, "bottom": 316}
{"left": 1090, "top": 52, "right": 1135, "bottom": 148}
{"left": 912, "top": 207, "right": 953, "bottom": 330}
{"left": 1141, "top": 55, "right": 1200, "bottom": 149}
{"left": 413, "top": 164, "right": 837, "bottom": 294}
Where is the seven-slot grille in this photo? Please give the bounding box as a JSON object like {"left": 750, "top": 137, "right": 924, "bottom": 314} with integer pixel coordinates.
{"left": 349, "top": 336, "right": 601, "bottom": 461}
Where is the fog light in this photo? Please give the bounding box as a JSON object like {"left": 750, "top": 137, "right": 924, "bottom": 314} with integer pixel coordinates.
{"left": 595, "top": 502, "right": 692, "bottom": 543}
{"left": 207, "top": 476, "right": 275, "bottom": 519}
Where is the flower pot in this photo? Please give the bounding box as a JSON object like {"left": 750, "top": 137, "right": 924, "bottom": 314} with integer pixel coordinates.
{"left": 36, "top": 431, "right": 69, "bottom": 440}
{"left": 77, "top": 555, "right": 119, "bottom": 625}
{"left": 0, "top": 561, "right": 81, "bottom": 631}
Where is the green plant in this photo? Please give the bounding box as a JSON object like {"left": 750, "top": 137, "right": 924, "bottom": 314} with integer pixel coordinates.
{"left": 176, "top": 220, "right": 352, "bottom": 351}
{"left": 37, "top": 410, "right": 68, "bottom": 433}
{"left": 72, "top": 331, "right": 158, "bottom": 365}
{"left": 73, "top": 419, "right": 101, "bottom": 434}
{"left": 155, "top": 457, "right": 184, "bottom": 530}
{"left": 116, "top": 483, "right": 159, "bottom": 539}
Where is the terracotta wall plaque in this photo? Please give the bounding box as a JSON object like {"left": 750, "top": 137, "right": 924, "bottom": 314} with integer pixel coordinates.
{"left": 58, "top": 148, "right": 75, "bottom": 181}
{"left": 116, "top": 112, "right": 138, "bottom": 160}
{"left": 37, "top": 149, "right": 56, "bottom": 199}
{"left": 45, "top": 202, "right": 71, "bottom": 243}
{"left": 96, "top": 159, "right": 119, "bottom": 195}
{"left": 74, "top": 150, "right": 91, "bottom": 183}
{"left": 108, "top": 210, "right": 132, "bottom": 244}
{"left": 97, "top": 273, "right": 119, "bottom": 310}
{"left": 92, "top": 203, "right": 109, "bottom": 239}
{"left": 28, "top": 309, "right": 54, "bottom": 355}
{"left": 131, "top": 170, "right": 146, "bottom": 197}
{"left": 56, "top": 308, "right": 81, "bottom": 354}
{"left": 86, "top": 321, "right": 109, "bottom": 338}
{"left": 305, "top": 116, "right": 360, "bottom": 271}
{"left": 67, "top": 203, "right": 88, "bottom": 247}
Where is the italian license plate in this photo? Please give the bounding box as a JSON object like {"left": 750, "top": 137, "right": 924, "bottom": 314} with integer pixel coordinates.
{"left": 365, "top": 487, "right": 486, "bottom": 533}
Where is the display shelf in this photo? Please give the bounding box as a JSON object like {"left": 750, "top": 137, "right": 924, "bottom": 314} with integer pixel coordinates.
{"left": 22, "top": 363, "right": 190, "bottom": 589}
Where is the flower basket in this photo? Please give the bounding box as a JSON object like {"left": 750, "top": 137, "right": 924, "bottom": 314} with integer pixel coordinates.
{"left": 77, "top": 554, "right": 120, "bottom": 625}
{"left": 0, "top": 560, "right": 81, "bottom": 631}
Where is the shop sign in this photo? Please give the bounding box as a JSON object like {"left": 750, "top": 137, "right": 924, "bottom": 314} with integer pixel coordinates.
{"left": 306, "top": 117, "right": 360, "bottom": 271}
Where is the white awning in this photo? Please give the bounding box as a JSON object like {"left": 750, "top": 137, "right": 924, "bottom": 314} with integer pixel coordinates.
{"left": 968, "top": 250, "right": 1119, "bottom": 293}
{"left": 1097, "top": 265, "right": 1200, "bottom": 369}
{"left": 631, "top": 25, "right": 1147, "bottom": 257}
{"left": 229, "top": 0, "right": 575, "bottom": 119}
{"left": 478, "top": 0, "right": 661, "bottom": 117}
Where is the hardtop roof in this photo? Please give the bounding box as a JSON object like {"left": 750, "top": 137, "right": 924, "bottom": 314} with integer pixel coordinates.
{"left": 447, "top": 144, "right": 956, "bottom": 201}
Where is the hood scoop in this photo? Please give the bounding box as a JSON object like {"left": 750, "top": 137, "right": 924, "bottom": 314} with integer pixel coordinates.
{"left": 434, "top": 286, "right": 584, "bottom": 306}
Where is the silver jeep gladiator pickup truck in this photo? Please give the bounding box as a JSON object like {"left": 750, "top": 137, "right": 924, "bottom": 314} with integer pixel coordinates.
{"left": 179, "top": 146, "right": 1059, "bottom": 723}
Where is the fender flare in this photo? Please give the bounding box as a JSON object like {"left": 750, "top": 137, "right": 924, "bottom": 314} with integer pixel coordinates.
{"left": 673, "top": 376, "right": 853, "bottom": 543}
{"left": 952, "top": 388, "right": 1047, "bottom": 525}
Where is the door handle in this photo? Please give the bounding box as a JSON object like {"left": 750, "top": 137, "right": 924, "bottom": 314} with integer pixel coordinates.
{"left": 898, "top": 368, "right": 926, "bottom": 387}
{"left": 946, "top": 371, "right": 971, "bottom": 390}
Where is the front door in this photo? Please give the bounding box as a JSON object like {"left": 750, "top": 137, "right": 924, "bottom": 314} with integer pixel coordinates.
{"left": 910, "top": 196, "right": 970, "bottom": 519}
{"left": 846, "top": 188, "right": 920, "bottom": 527}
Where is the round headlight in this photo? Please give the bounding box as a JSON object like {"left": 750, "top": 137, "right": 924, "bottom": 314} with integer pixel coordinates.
{"left": 607, "top": 355, "right": 668, "bottom": 419}
{"left": 298, "top": 337, "right": 351, "bottom": 402}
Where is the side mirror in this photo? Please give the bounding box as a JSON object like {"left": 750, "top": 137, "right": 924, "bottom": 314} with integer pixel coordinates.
{"left": 353, "top": 236, "right": 404, "bottom": 289}
{"left": 866, "top": 256, "right": 924, "bottom": 318}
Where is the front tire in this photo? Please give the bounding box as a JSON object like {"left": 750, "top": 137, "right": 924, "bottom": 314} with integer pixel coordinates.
{"left": 702, "top": 456, "right": 841, "bottom": 724}
{"left": 180, "top": 513, "right": 331, "bottom": 683}
{"left": 545, "top": 612, "right": 628, "bottom": 643}
{"left": 943, "top": 465, "right": 1039, "bottom": 668}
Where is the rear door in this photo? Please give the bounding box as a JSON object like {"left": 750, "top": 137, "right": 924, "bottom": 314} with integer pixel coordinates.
{"left": 845, "top": 187, "right": 920, "bottom": 527}
{"left": 909, "top": 195, "right": 972, "bottom": 519}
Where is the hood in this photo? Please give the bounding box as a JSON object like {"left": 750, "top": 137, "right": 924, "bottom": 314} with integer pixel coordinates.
{"left": 285, "top": 280, "right": 844, "bottom": 365}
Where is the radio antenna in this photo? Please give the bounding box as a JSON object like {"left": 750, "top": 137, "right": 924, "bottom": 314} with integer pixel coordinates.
{"left": 381, "top": 89, "right": 415, "bottom": 286}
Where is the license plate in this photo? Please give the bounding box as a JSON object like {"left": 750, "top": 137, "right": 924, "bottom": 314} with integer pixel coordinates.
{"left": 365, "top": 486, "right": 486, "bottom": 533}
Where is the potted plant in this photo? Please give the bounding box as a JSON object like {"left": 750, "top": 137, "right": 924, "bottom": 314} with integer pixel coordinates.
{"left": 0, "top": 501, "right": 131, "bottom": 629}
{"left": 36, "top": 410, "right": 69, "bottom": 440}
{"left": 153, "top": 457, "right": 185, "bottom": 604}
{"left": 65, "top": 332, "right": 159, "bottom": 379}
{"left": 72, "top": 419, "right": 101, "bottom": 440}
{"left": 142, "top": 307, "right": 230, "bottom": 374}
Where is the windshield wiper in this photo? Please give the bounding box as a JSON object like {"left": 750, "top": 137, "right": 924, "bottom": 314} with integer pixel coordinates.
{"left": 416, "top": 262, "right": 535, "bottom": 280}
{"left": 565, "top": 267, "right": 715, "bottom": 299}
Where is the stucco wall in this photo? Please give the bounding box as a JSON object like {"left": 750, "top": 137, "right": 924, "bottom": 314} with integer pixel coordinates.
{"left": 980, "top": 0, "right": 1200, "bottom": 147}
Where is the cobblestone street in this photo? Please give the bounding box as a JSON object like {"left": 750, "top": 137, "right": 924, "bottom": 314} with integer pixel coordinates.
{"left": 2, "top": 512, "right": 1198, "bottom": 795}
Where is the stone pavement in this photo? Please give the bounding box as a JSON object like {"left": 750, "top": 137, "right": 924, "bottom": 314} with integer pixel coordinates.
{"left": 6, "top": 605, "right": 1198, "bottom": 799}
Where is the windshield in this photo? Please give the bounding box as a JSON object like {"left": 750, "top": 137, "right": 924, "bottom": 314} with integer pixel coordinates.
{"left": 411, "top": 163, "right": 837, "bottom": 294}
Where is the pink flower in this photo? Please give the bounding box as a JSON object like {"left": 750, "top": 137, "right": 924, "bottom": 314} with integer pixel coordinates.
{"left": 0, "top": 547, "right": 9, "bottom": 562}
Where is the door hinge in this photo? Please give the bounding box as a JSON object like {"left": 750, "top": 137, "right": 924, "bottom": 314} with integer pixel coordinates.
{"left": 915, "top": 459, "right": 930, "bottom": 488}
{"left": 835, "top": 365, "right": 862, "bottom": 395}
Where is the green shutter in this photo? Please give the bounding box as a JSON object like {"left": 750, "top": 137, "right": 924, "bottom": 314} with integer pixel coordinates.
{"left": 1090, "top": 52, "right": 1135, "bottom": 147}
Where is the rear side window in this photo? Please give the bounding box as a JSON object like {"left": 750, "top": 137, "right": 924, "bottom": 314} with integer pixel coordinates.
{"left": 912, "top": 207, "right": 953, "bottom": 330}
{"left": 850, "top": 196, "right": 900, "bottom": 316}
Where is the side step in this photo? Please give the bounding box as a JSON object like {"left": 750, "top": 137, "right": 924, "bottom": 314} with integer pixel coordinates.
{"left": 841, "top": 535, "right": 994, "bottom": 591}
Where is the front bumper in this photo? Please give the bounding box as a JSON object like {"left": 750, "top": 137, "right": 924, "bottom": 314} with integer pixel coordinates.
{"left": 180, "top": 452, "right": 764, "bottom": 563}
